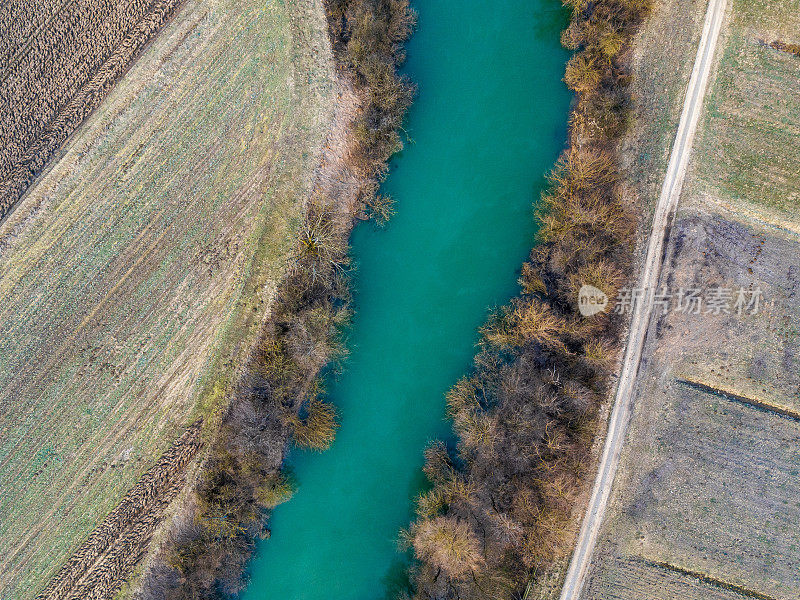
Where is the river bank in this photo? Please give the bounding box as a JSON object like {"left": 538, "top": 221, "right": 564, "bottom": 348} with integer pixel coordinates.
{"left": 242, "top": 1, "right": 573, "bottom": 599}
{"left": 402, "top": 1, "right": 652, "bottom": 598}
{"left": 1, "top": 0, "right": 338, "bottom": 597}
{"left": 131, "top": 1, "right": 417, "bottom": 597}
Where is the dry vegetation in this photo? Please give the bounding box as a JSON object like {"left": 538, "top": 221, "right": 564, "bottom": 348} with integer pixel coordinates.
{"left": 400, "top": 1, "right": 652, "bottom": 598}
{"left": 769, "top": 39, "right": 800, "bottom": 57}
{"left": 0, "top": 0, "right": 186, "bottom": 220}
{"left": 583, "top": 214, "right": 800, "bottom": 599}
{"left": 619, "top": 0, "right": 710, "bottom": 221}
{"left": 0, "top": 0, "right": 337, "bottom": 598}
{"left": 581, "top": 0, "right": 800, "bottom": 598}
{"left": 134, "top": 0, "right": 417, "bottom": 597}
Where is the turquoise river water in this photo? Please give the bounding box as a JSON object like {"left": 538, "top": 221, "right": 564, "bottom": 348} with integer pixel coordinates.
{"left": 243, "top": 1, "right": 571, "bottom": 598}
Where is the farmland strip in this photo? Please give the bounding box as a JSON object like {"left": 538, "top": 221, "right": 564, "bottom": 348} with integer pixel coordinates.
{"left": 641, "top": 558, "right": 778, "bottom": 600}
{"left": 0, "top": 0, "right": 187, "bottom": 221}
{"left": 33, "top": 420, "right": 203, "bottom": 600}
{"left": 0, "top": 0, "right": 79, "bottom": 82}
{"left": 676, "top": 378, "right": 800, "bottom": 422}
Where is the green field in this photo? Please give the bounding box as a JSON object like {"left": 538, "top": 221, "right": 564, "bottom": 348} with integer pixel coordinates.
{"left": 690, "top": 0, "right": 800, "bottom": 229}
{"left": 0, "top": 0, "right": 336, "bottom": 597}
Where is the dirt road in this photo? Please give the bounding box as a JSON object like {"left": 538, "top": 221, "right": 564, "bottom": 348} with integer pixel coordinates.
{"left": 557, "top": 0, "right": 728, "bottom": 597}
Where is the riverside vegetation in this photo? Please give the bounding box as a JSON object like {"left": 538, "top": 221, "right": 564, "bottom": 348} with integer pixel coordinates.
{"left": 579, "top": 0, "right": 800, "bottom": 596}
{"left": 136, "top": 1, "right": 416, "bottom": 597}
{"left": 401, "top": 1, "right": 652, "bottom": 597}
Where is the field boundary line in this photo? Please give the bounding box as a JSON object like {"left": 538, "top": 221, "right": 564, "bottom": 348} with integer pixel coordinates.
{"left": 640, "top": 558, "right": 778, "bottom": 600}
{"left": 676, "top": 378, "right": 800, "bottom": 422}
{"left": 556, "top": 0, "right": 729, "bottom": 598}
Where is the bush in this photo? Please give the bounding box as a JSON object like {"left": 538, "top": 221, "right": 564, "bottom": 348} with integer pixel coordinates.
{"left": 289, "top": 397, "right": 339, "bottom": 451}
{"left": 407, "top": 516, "right": 485, "bottom": 580}
{"left": 254, "top": 473, "right": 295, "bottom": 510}
{"left": 770, "top": 40, "right": 800, "bottom": 58}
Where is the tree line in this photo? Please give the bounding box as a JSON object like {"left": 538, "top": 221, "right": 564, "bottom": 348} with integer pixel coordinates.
{"left": 401, "top": 1, "right": 652, "bottom": 598}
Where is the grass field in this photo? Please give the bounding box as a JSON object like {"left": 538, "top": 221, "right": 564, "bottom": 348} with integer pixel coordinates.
{"left": 579, "top": 1, "right": 800, "bottom": 598}
{"left": 583, "top": 217, "right": 800, "bottom": 599}
{"left": 0, "top": 0, "right": 336, "bottom": 597}
{"left": 621, "top": 0, "right": 709, "bottom": 221}
{"left": 586, "top": 555, "right": 775, "bottom": 600}
{"left": 688, "top": 0, "right": 800, "bottom": 230}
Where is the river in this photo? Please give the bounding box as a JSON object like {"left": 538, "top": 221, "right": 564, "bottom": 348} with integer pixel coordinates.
{"left": 243, "top": 1, "right": 570, "bottom": 597}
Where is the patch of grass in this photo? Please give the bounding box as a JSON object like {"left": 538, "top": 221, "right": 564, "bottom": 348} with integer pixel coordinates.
{"left": 0, "top": 0, "right": 335, "bottom": 598}
{"left": 690, "top": 0, "right": 800, "bottom": 225}
{"left": 621, "top": 0, "right": 710, "bottom": 217}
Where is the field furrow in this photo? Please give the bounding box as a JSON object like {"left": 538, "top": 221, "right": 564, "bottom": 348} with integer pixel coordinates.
{"left": 0, "top": 0, "right": 336, "bottom": 597}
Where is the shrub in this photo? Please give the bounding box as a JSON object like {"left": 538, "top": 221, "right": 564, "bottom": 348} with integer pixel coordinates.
{"left": 289, "top": 397, "right": 339, "bottom": 451}
{"left": 365, "top": 193, "right": 396, "bottom": 225}
{"left": 564, "top": 52, "right": 604, "bottom": 92}
{"left": 407, "top": 516, "right": 485, "bottom": 580}
{"left": 254, "top": 473, "right": 295, "bottom": 510}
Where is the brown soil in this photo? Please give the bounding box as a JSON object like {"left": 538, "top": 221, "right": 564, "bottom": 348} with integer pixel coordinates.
{"left": 0, "top": 0, "right": 187, "bottom": 220}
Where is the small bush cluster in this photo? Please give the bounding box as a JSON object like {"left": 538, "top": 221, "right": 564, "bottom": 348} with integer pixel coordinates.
{"left": 137, "top": 1, "right": 416, "bottom": 597}
{"left": 325, "top": 0, "right": 416, "bottom": 218}
{"left": 770, "top": 39, "right": 800, "bottom": 58}
{"left": 562, "top": 0, "right": 653, "bottom": 141}
{"left": 402, "top": 1, "right": 651, "bottom": 598}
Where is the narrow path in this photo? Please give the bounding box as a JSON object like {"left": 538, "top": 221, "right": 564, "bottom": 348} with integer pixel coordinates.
{"left": 557, "top": 0, "right": 728, "bottom": 597}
